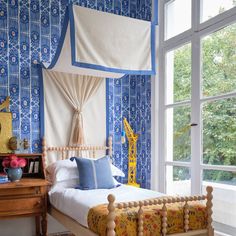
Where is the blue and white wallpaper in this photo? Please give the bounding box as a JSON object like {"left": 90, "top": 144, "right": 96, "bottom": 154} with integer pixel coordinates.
{"left": 0, "top": 0, "right": 152, "bottom": 188}
{"left": 108, "top": 75, "right": 152, "bottom": 189}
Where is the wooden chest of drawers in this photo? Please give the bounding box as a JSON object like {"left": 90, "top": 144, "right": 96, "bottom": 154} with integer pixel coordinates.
{"left": 0, "top": 178, "right": 49, "bottom": 236}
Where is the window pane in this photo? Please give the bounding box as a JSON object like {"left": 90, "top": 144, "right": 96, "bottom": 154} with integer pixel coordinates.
{"left": 203, "top": 171, "right": 236, "bottom": 229}
{"left": 202, "top": 98, "right": 236, "bottom": 166}
{"left": 166, "top": 166, "right": 191, "bottom": 195}
{"left": 166, "top": 43, "right": 191, "bottom": 104}
{"left": 203, "top": 170, "right": 236, "bottom": 185}
{"left": 166, "top": 106, "right": 191, "bottom": 162}
{"left": 201, "top": 23, "right": 236, "bottom": 97}
{"left": 201, "top": 0, "right": 236, "bottom": 23}
{"left": 165, "top": 0, "right": 191, "bottom": 40}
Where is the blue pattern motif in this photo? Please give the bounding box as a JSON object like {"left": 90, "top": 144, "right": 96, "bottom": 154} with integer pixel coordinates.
{"left": 0, "top": 0, "right": 152, "bottom": 189}
{"left": 108, "top": 74, "right": 151, "bottom": 188}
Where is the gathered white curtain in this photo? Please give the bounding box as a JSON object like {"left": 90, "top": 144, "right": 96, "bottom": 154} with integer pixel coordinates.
{"left": 47, "top": 70, "right": 103, "bottom": 145}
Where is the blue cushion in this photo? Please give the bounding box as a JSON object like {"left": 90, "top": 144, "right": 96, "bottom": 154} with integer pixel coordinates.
{"left": 70, "top": 156, "right": 116, "bottom": 190}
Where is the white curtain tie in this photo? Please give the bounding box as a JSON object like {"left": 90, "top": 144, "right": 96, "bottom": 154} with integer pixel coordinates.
{"left": 75, "top": 109, "right": 82, "bottom": 115}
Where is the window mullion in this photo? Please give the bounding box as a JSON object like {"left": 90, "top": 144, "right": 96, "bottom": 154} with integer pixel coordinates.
{"left": 157, "top": 0, "right": 166, "bottom": 193}
{"left": 199, "top": 6, "right": 236, "bottom": 32}
{"left": 163, "top": 31, "right": 193, "bottom": 52}
{"left": 201, "top": 164, "right": 236, "bottom": 172}
{"left": 192, "top": 0, "right": 200, "bottom": 32}
{"left": 165, "top": 100, "right": 191, "bottom": 108}
{"left": 165, "top": 161, "right": 191, "bottom": 168}
{"left": 197, "top": 11, "right": 236, "bottom": 38}
{"left": 191, "top": 34, "right": 202, "bottom": 195}
{"left": 200, "top": 91, "right": 236, "bottom": 103}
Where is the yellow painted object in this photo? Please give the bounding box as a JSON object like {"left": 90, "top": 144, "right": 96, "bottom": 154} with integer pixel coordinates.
{"left": 0, "top": 112, "right": 12, "bottom": 153}
{"left": 0, "top": 96, "right": 12, "bottom": 153}
{"left": 123, "top": 118, "right": 140, "bottom": 188}
{"left": 0, "top": 96, "right": 10, "bottom": 112}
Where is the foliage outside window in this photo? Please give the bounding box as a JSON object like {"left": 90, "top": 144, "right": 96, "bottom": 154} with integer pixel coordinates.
{"left": 173, "top": 24, "right": 236, "bottom": 184}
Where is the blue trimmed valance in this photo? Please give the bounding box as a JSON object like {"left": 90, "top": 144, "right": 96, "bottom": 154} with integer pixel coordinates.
{"left": 43, "top": 3, "right": 157, "bottom": 78}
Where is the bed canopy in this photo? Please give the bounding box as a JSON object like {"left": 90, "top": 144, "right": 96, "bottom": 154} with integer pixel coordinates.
{"left": 42, "top": 4, "right": 156, "bottom": 77}
{"left": 41, "top": 3, "right": 157, "bottom": 162}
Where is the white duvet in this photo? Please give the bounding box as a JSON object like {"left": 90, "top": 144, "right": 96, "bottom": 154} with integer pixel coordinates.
{"left": 49, "top": 183, "right": 164, "bottom": 227}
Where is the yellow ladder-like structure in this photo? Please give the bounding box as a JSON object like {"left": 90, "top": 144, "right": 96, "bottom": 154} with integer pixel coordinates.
{"left": 123, "top": 118, "right": 140, "bottom": 187}
{"left": 0, "top": 96, "right": 10, "bottom": 112}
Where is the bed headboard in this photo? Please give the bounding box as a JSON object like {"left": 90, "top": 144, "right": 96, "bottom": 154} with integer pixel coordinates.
{"left": 42, "top": 136, "right": 113, "bottom": 167}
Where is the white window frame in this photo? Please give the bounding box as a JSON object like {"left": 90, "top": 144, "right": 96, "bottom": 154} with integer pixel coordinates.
{"left": 154, "top": 0, "right": 236, "bottom": 195}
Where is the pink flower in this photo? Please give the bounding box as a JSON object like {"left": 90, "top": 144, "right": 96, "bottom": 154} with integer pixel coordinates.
{"left": 9, "top": 154, "right": 18, "bottom": 160}
{"left": 2, "top": 156, "right": 26, "bottom": 169}
{"left": 2, "top": 159, "right": 10, "bottom": 168}
{"left": 18, "top": 158, "right": 27, "bottom": 168}
{"left": 10, "top": 159, "right": 19, "bottom": 168}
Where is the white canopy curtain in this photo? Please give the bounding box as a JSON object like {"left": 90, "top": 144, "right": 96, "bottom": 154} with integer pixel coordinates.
{"left": 48, "top": 70, "right": 103, "bottom": 146}
{"left": 41, "top": 3, "right": 157, "bottom": 164}
{"left": 43, "top": 69, "right": 106, "bottom": 164}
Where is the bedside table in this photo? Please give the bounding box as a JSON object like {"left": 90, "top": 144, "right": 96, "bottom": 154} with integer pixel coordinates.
{"left": 0, "top": 178, "right": 50, "bottom": 236}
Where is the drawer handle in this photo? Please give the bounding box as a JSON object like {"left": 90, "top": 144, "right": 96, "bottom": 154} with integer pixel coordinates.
{"left": 35, "top": 200, "right": 41, "bottom": 207}
{"left": 35, "top": 187, "right": 40, "bottom": 194}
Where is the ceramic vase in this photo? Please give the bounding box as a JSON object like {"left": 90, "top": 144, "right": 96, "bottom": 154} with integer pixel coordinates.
{"left": 4, "top": 168, "right": 23, "bottom": 182}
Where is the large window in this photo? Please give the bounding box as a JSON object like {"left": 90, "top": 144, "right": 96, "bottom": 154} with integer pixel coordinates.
{"left": 158, "top": 0, "right": 236, "bottom": 234}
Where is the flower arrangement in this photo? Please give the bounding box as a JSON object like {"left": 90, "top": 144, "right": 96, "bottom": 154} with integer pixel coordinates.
{"left": 2, "top": 154, "right": 27, "bottom": 169}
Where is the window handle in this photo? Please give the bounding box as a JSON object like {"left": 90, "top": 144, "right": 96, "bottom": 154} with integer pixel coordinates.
{"left": 190, "top": 123, "right": 198, "bottom": 127}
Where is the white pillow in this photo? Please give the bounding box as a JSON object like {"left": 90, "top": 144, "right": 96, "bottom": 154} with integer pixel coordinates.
{"left": 52, "top": 178, "right": 80, "bottom": 189}
{"left": 110, "top": 163, "right": 125, "bottom": 177}
{"left": 46, "top": 158, "right": 125, "bottom": 184}
{"left": 113, "top": 177, "right": 122, "bottom": 187}
{"left": 53, "top": 178, "right": 120, "bottom": 189}
{"left": 46, "top": 159, "right": 78, "bottom": 184}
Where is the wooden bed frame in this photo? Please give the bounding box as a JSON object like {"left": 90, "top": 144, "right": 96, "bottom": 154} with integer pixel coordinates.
{"left": 42, "top": 137, "right": 214, "bottom": 236}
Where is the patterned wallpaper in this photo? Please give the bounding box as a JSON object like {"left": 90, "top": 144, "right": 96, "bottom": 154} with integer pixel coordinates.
{"left": 108, "top": 75, "right": 151, "bottom": 188}
{"left": 0, "top": 0, "right": 152, "bottom": 188}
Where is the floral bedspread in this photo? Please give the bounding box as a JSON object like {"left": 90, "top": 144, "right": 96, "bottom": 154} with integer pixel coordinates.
{"left": 87, "top": 201, "right": 207, "bottom": 236}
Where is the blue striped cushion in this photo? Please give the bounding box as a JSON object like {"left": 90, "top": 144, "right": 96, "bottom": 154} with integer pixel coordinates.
{"left": 70, "top": 156, "right": 115, "bottom": 190}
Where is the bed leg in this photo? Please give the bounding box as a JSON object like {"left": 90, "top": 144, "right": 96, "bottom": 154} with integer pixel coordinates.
{"left": 35, "top": 216, "right": 41, "bottom": 236}
{"left": 107, "top": 194, "right": 116, "bottom": 236}
{"left": 206, "top": 186, "right": 214, "bottom": 236}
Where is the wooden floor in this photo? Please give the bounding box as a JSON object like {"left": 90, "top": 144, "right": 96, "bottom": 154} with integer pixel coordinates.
{"left": 48, "top": 232, "right": 75, "bottom": 236}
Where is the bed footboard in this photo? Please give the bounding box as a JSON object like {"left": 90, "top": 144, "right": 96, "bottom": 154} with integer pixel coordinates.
{"left": 107, "top": 186, "right": 213, "bottom": 236}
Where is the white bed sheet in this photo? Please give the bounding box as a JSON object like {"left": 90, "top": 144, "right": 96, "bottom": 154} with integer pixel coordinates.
{"left": 49, "top": 184, "right": 164, "bottom": 227}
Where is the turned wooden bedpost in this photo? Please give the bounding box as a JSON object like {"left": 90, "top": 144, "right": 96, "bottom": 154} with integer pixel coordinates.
{"left": 162, "top": 200, "right": 167, "bottom": 236}
{"left": 206, "top": 186, "right": 214, "bottom": 236}
{"left": 61, "top": 147, "right": 66, "bottom": 160}
{"left": 42, "top": 137, "right": 47, "bottom": 176}
{"left": 107, "top": 194, "right": 116, "bottom": 236}
{"left": 138, "top": 202, "right": 144, "bottom": 236}
{"left": 108, "top": 136, "right": 113, "bottom": 157}
{"left": 184, "top": 198, "right": 189, "bottom": 232}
